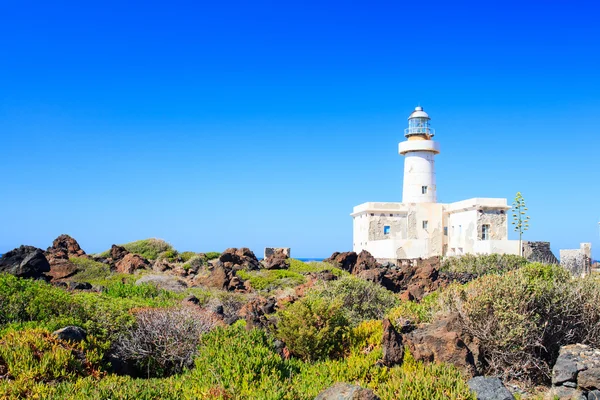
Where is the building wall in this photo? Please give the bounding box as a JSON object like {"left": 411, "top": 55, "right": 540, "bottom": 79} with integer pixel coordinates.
{"left": 560, "top": 243, "right": 592, "bottom": 276}
{"left": 447, "top": 209, "right": 478, "bottom": 255}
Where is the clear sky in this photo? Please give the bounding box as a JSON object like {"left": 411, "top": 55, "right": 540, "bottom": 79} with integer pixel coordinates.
{"left": 1, "top": 0, "right": 599, "bottom": 259}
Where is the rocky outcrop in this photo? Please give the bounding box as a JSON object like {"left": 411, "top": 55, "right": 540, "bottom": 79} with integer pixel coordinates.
{"left": 262, "top": 248, "right": 290, "bottom": 270}
{"left": 196, "top": 263, "right": 247, "bottom": 292}
{"left": 382, "top": 313, "right": 479, "bottom": 377}
{"left": 315, "top": 383, "right": 380, "bottom": 400}
{"left": 325, "top": 252, "right": 359, "bottom": 273}
{"left": 0, "top": 245, "right": 50, "bottom": 279}
{"left": 115, "top": 253, "right": 150, "bottom": 274}
{"left": 467, "top": 377, "right": 514, "bottom": 400}
{"left": 239, "top": 296, "right": 277, "bottom": 330}
{"left": 381, "top": 318, "right": 404, "bottom": 367}
{"left": 220, "top": 248, "right": 260, "bottom": 270}
{"left": 45, "top": 234, "right": 87, "bottom": 261}
{"left": 110, "top": 245, "right": 129, "bottom": 262}
{"left": 44, "top": 235, "right": 88, "bottom": 281}
{"left": 404, "top": 314, "right": 479, "bottom": 377}
{"left": 550, "top": 344, "right": 600, "bottom": 399}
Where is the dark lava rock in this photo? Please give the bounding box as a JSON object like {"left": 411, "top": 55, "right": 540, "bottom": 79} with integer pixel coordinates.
{"left": 68, "top": 281, "right": 93, "bottom": 290}
{"left": 52, "top": 326, "right": 87, "bottom": 343}
{"left": 0, "top": 245, "right": 50, "bottom": 279}
{"left": 262, "top": 248, "right": 290, "bottom": 270}
{"left": 381, "top": 318, "right": 404, "bottom": 367}
{"left": 467, "top": 377, "right": 514, "bottom": 400}
{"left": 219, "top": 248, "right": 260, "bottom": 270}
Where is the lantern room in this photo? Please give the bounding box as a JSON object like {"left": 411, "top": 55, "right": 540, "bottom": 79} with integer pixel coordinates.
{"left": 404, "top": 106, "right": 435, "bottom": 138}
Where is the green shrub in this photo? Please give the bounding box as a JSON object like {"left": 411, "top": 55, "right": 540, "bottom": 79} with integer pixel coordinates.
{"left": 310, "top": 275, "right": 399, "bottom": 326}
{"left": 204, "top": 252, "right": 221, "bottom": 261}
{"left": 349, "top": 319, "right": 383, "bottom": 354}
{"left": 69, "top": 257, "right": 111, "bottom": 283}
{"left": 236, "top": 269, "right": 305, "bottom": 291}
{"left": 179, "top": 251, "right": 197, "bottom": 263}
{"left": 441, "top": 262, "right": 600, "bottom": 383}
{"left": 0, "top": 328, "right": 106, "bottom": 397}
{"left": 158, "top": 249, "right": 179, "bottom": 262}
{"left": 288, "top": 259, "right": 347, "bottom": 276}
{"left": 387, "top": 291, "right": 440, "bottom": 325}
{"left": 101, "top": 281, "right": 178, "bottom": 306}
{"left": 377, "top": 352, "right": 475, "bottom": 400}
{"left": 277, "top": 297, "right": 350, "bottom": 361}
{"left": 440, "top": 253, "right": 528, "bottom": 276}
{"left": 97, "top": 239, "right": 173, "bottom": 260}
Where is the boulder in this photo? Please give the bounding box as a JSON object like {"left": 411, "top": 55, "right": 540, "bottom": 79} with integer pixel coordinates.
{"left": 577, "top": 368, "right": 600, "bottom": 391}
{"left": 196, "top": 262, "right": 246, "bottom": 292}
{"left": 46, "top": 234, "right": 87, "bottom": 259}
{"left": 553, "top": 353, "right": 580, "bottom": 385}
{"left": 115, "top": 253, "right": 149, "bottom": 274}
{"left": 239, "top": 296, "right": 277, "bottom": 330}
{"left": 219, "top": 248, "right": 260, "bottom": 270}
{"left": 110, "top": 244, "right": 129, "bottom": 262}
{"left": 381, "top": 318, "right": 404, "bottom": 367}
{"left": 68, "top": 282, "right": 92, "bottom": 290}
{"left": 262, "top": 249, "right": 290, "bottom": 270}
{"left": 0, "top": 245, "right": 50, "bottom": 279}
{"left": 467, "top": 377, "right": 514, "bottom": 400}
{"left": 325, "top": 252, "right": 358, "bottom": 273}
{"left": 46, "top": 260, "right": 80, "bottom": 281}
{"left": 354, "top": 250, "right": 380, "bottom": 274}
{"left": 136, "top": 274, "right": 188, "bottom": 292}
{"left": 314, "top": 382, "right": 380, "bottom": 400}
{"left": 52, "top": 326, "right": 87, "bottom": 343}
{"left": 549, "top": 385, "right": 585, "bottom": 400}
{"left": 404, "top": 314, "right": 479, "bottom": 377}
{"left": 588, "top": 390, "right": 600, "bottom": 400}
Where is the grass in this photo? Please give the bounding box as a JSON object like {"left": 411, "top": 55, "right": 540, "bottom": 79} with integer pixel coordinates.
{"left": 96, "top": 239, "right": 174, "bottom": 260}
{"left": 236, "top": 269, "right": 306, "bottom": 291}
{"left": 288, "top": 259, "right": 347, "bottom": 276}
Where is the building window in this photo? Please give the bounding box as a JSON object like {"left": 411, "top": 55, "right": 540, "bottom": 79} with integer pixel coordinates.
{"left": 422, "top": 220, "right": 428, "bottom": 229}
{"left": 384, "top": 226, "right": 390, "bottom": 235}
{"left": 458, "top": 225, "right": 462, "bottom": 235}
{"left": 482, "top": 224, "right": 490, "bottom": 240}
{"left": 389, "top": 214, "right": 393, "bottom": 217}
{"left": 422, "top": 186, "right": 428, "bottom": 194}
{"left": 444, "top": 227, "right": 448, "bottom": 236}
{"left": 370, "top": 213, "right": 374, "bottom": 217}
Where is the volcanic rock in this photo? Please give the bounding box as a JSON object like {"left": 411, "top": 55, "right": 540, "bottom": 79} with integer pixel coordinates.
{"left": 115, "top": 253, "right": 150, "bottom": 274}
{"left": 0, "top": 245, "right": 50, "bottom": 279}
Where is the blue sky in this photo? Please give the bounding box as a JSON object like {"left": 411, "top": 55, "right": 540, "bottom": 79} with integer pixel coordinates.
{"left": 1, "top": 0, "right": 599, "bottom": 258}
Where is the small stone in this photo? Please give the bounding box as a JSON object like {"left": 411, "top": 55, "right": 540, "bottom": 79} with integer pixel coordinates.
{"left": 467, "top": 377, "right": 514, "bottom": 400}
{"left": 578, "top": 367, "right": 600, "bottom": 390}
{"left": 52, "top": 326, "right": 87, "bottom": 342}
{"left": 563, "top": 381, "right": 577, "bottom": 388}
{"left": 314, "top": 383, "right": 380, "bottom": 400}
{"left": 553, "top": 357, "right": 580, "bottom": 385}
{"left": 588, "top": 390, "right": 600, "bottom": 400}
{"left": 550, "top": 385, "right": 585, "bottom": 400}
{"left": 183, "top": 294, "right": 200, "bottom": 305}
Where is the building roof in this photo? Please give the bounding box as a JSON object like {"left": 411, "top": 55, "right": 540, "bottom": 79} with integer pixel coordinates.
{"left": 408, "top": 106, "right": 430, "bottom": 120}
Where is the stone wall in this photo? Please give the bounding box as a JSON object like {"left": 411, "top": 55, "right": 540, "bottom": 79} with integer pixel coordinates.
{"left": 560, "top": 243, "right": 592, "bottom": 277}
{"left": 264, "top": 248, "right": 290, "bottom": 259}
{"left": 522, "top": 241, "right": 559, "bottom": 264}
{"left": 551, "top": 344, "right": 600, "bottom": 399}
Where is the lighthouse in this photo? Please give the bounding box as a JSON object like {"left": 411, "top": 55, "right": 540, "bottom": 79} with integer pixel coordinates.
{"left": 399, "top": 106, "right": 440, "bottom": 203}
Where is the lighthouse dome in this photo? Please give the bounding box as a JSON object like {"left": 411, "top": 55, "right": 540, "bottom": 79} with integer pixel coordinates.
{"left": 408, "top": 106, "right": 430, "bottom": 120}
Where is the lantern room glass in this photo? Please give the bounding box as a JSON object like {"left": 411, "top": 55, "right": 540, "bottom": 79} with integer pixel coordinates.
{"left": 408, "top": 117, "right": 430, "bottom": 135}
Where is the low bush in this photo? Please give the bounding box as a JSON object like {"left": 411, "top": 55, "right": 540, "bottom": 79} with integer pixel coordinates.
{"left": 158, "top": 249, "right": 179, "bottom": 262}
{"left": 387, "top": 291, "right": 440, "bottom": 325}
{"left": 288, "top": 259, "right": 346, "bottom": 276}
{"left": 179, "top": 251, "right": 197, "bottom": 263}
{"left": 204, "top": 252, "right": 221, "bottom": 261}
{"left": 0, "top": 328, "right": 109, "bottom": 399}
{"left": 69, "top": 257, "right": 111, "bottom": 283}
{"left": 310, "top": 275, "right": 399, "bottom": 326}
{"left": 101, "top": 281, "right": 178, "bottom": 306}
{"left": 277, "top": 297, "right": 350, "bottom": 361}
{"left": 440, "top": 253, "right": 528, "bottom": 276}
{"left": 349, "top": 319, "right": 383, "bottom": 354}
{"left": 114, "top": 307, "right": 221, "bottom": 377}
{"left": 97, "top": 239, "right": 173, "bottom": 260}
{"left": 236, "top": 269, "right": 306, "bottom": 291}
{"left": 441, "top": 263, "right": 600, "bottom": 383}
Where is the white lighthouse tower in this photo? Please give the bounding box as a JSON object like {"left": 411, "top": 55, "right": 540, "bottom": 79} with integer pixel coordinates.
{"left": 399, "top": 106, "right": 440, "bottom": 203}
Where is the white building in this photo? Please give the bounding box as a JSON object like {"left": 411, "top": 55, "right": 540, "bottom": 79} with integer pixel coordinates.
{"left": 352, "top": 106, "right": 520, "bottom": 261}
